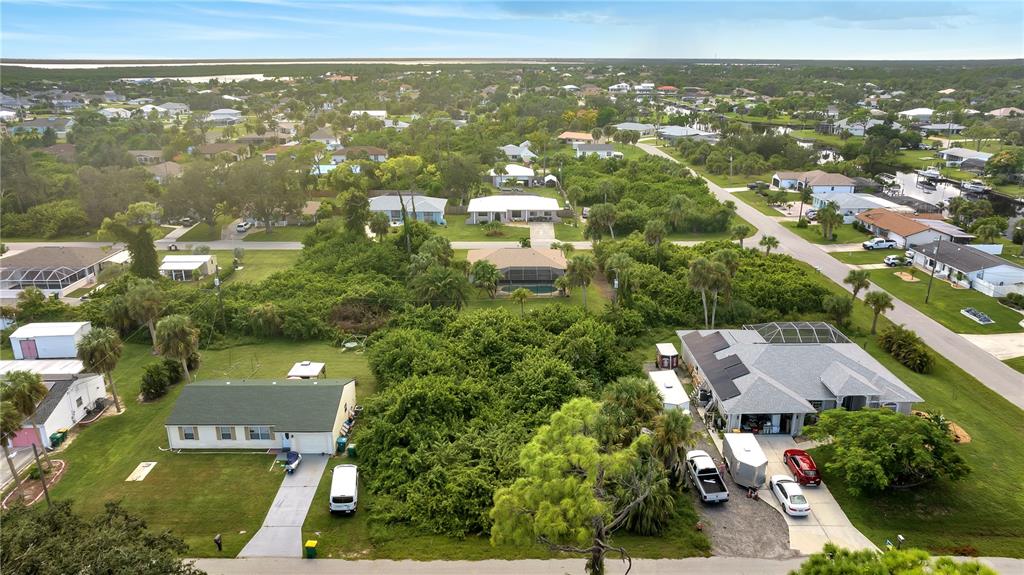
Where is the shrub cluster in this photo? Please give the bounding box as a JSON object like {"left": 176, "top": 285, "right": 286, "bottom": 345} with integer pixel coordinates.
{"left": 140, "top": 359, "right": 185, "bottom": 401}
{"left": 878, "top": 324, "right": 934, "bottom": 373}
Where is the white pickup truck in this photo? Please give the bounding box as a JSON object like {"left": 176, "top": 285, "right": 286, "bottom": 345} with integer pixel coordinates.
{"left": 686, "top": 450, "right": 729, "bottom": 503}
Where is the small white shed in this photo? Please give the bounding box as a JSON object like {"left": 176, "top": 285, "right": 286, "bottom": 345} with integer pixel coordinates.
{"left": 9, "top": 322, "right": 92, "bottom": 360}
{"left": 648, "top": 370, "right": 690, "bottom": 411}
{"left": 288, "top": 360, "right": 327, "bottom": 379}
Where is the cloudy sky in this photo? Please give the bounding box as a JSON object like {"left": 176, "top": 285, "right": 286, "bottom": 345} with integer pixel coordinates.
{"left": 1, "top": 0, "right": 1021, "bottom": 61}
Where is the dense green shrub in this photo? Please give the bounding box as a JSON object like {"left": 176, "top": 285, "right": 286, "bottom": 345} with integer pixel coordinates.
{"left": 998, "top": 292, "right": 1024, "bottom": 310}
{"left": 878, "top": 325, "right": 934, "bottom": 373}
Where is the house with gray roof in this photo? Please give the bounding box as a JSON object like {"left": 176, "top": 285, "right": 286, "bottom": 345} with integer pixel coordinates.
{"left": 937, "top": 147, "right": 993, "bottom": 168}
{"left": 369, "top": 194, "right": 447, "bottom": 225}
{"left": 656, "top": 125, "right": 719, "bottom": 143}
{"left": 10, "top": 372, "right": 106, "bottom": 451}
{"left": 165, "top": 379, "right": 357, "bottom": 453}
{"left": 909, "top": 241, "right": 1024, "bottom": 298}
{"left": 612, "top": 122, "right": 655, "bottom": 136}
{"left": 499, "top": 141, "right": 537, "bottom": 163}
{"left": 10, "top": 116, "right": 75, "bottom": 137}
{"left": 575, "top": 144, "right": 621, "bottom": 159}
{"left": 829, "top": 117, "right": 901, "bottom": 137}
{"left": 678, "top": 323, "right": 922, "bottom": 437}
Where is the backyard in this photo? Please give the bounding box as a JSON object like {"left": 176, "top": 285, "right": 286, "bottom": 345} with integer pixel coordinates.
{"left": 433, "top": 214, "right": 531, "bottom": 242}
{"left": 781, "top": 221, "right": 871, "bottom": 245}
{"left": 209, "top": 250, "right": 298, "bottom": 284}
{"left": 789, "top": 129, "right": 861, "bottom": 149}
{"left": 867, "top": 268, "right": 1024, "bottom": 335}
{"left": 555, "top": 220, "right": 585, "bottom": 241}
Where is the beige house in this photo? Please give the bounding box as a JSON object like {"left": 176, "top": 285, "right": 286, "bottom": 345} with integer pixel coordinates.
{"left": 467, "top": 247, "right": 567, "bottom": 292}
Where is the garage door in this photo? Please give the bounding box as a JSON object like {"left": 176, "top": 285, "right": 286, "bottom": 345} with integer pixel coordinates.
{"left": 292, "top": 433, "right": 332, "bottom": 454}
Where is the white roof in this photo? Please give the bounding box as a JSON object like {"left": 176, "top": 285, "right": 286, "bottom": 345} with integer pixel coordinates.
{"left": 723, "top": 433, "right": 768, "bottom": 467}
{"left": 898, "top": 107, "right": 934, "bottom": 116}
{"left": 0, "top": 359, "right": 84, "bottom": 377}
{"left": 656, "top": 342, "right": 679, "bottom": 356}
{"left": 209, "top": 108, "right": 241, "bottom": 115}
{"left": 487, "top": 164, "right": 535, "bottom": 177}
{"left": 350, "top": 110, "right": 387, "bottom": 118}
{"left": 160, "top": 255, "right": 213, "bottom": 271}
{"left": 288, "top": 361, "right": 326, "bottom": 378}
{"left": 648, "top": 370, "right": 688, "bottom": 407}
{"left": 331, "top": 464, "right": 358, "bottom": 494}
{"left": 10, "top": 322, "right": 90, "bottom": 338}
{"left": 467, "top": 194, "right": 559, "bottom": 212}
{"left": 369, "top": 195, "right": 448, "bottom": 214}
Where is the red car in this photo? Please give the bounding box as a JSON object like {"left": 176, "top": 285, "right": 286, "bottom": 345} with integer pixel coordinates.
{"left": 784, "top": 449, "right": 821, "bottom": 486}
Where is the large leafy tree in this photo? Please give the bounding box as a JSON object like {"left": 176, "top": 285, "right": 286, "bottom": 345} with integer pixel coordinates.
{"left": 126, "top": 279, "right": 164, "bottom": 351}
{"left": 228, "top": 158, "right": 305, "bottom": 234}
{"left": 794, "top": 544, "right": 995, "bottom": 574}
{"left": 0, "top": 501, "right": 205, "bottom": 575}
{"left": 340, "top": 188, "right": 370, "bottom": 235}
{"left": 805, "top": 409, "right": 969, "bottom": 495}
{"left": 76, "top": 327, "right": 124, "bottom": 412}
{"left": 100, "top": 221, "right": 159, "bottom": 279}
{"left": 155, "top": 315, "right": 200, "bottom": 382}
{"left": 491, "top": 398, "right": 661, "bottom": 575}
{"left": 587, "top": 203, "right": 617, "bottom": 240}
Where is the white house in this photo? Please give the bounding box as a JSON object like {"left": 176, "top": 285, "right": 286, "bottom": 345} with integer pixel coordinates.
{"left": 9, "top": 322, "right": 92, "bottom": 360}
{"left": 369, "top": 194, "right": 447, "bottom": 225}
{"left": 499, "top": 142, "right": 537, "bottom": 163}
{"left": 772, "top": 170, "right": 856, "bottom": 194}
{"left": 937, "top": 147, "right": 993, "bottom": 168}
{"left": 897, "top": 107, "right": 934, "bottom": 123}
{"left": 310, "top": 127, "right": 341, "bottom": 149}
{"left": 487, "top": 164, "right": 535, "bottom": 187}
{"left": 159, "top": 102, "right": 190, "bottom": 116}
{"left": 205, "top": 108, "right": 243, "bottom": 125}
{"left": 656, "top": 125, "right": 719, "bottom": 143}
{"left": 830, "top": 117, "right": 901, "bottom": 137}
{"left": 648, "top": 370, "right": 690, "bottom": 412}
{"left": 10, "top": 373, "right": 107, "bottom": 450}
{"left": 98, "top": 107, "right": 131, "bottom": 120}
{"left": 466, "top": 194, "right": 560, "bottom": 223}
{"left": 608, "top": 82, "right": 631, "bottom": 94}
{"left": 910, "top": 242, "right": 1024, "bottom": 298}
{"left": 349, "top": 110, "right": 387, "bottom": 120}
{"left": 634, "top": 82, "right": 655, "bottom": 95}
{"left": 987, "top": 107, "right": 1024, "bottom": 118}
{"left": 811, "top": 193, "right": 906, "bottom": 224}
{"left": 332, "top": 146, "right": 388, "bottom": 163}
{"left": 138, "top": 104, "right": 169, "bottom": 117}
{"left": 165, "top": 379, "right": 357, "bottom": 454}
{"left": 612, "top": 122, "right": 655, "bottom": 136}
{"left": 855, "top": 209, "right": 973, "bottom": 248}
{"left": 159, "top": 255, "right": 218, "bottom": 282}
{"left": 575, "top": 144, "right": 621, "bottom": 159}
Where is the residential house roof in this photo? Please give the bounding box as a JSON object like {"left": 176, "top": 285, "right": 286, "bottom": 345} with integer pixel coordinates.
{"left": 834, "top": 118, "right": 901, "bottom": 132}
{"left": 812, "top": 192, "right": 900, "bottom": 211}
{"left": 369, "top": 194, "right": 448, "bottom": 214}
{"left": 576, "top": 144, "right": 615, "bottom": 152}
{"left": 1, "top": 246, "right": 122, "bottom": 272}
{"left": 17, "top": 117, "right": 73, "bottom": 130}
{"left": 897, "top": 107, "right": 934, "bottom": 117}
{"left": 466, "top": 247, "right": 567, "bottom": 270}
{"left": 159, "top": 255, "right": 214, "bottom": 271}
{"left": 613, "top": 122, "right": 654, "bottom": 132}
{"left": 310, "top": 127, "right": 337, "bottom": 141}
{"left": 911, "top": 241, "right": 1022, "bottom": 273}
{"left": 499, "top": 143, "right": 537, "bottom": 161}
{"left": 855, "top": 209, "right": 929, "bottom": 237}
{"left": 129, "top": 149, "right": 163, "bottom": 160}
{"left": 486, "top": 165, "right": 535, "bottom": 177}
{"left": 144, "top": 161, "right": 183, "bottom": 179}
{"left": 657, "top": 125, "right": 716, "bottom": 138}
{"left": 557, "top": 131, "right": 594, "bottom": 141}
{"left": 776, "top": 169, "right": 855, "bottom": 187}
{"left": 467, "top": 193, "right": 555, "bottom": 212}
{"left": 166, "top": 379, "right": 354, "bottom": 432}
{"left": 11, "top": 322, "right": 90, "bottom": 338}
{"left": 987, "top": 107, "right": 1024, "bottom": 117}
{"left": 912, "top": 219, "right": 974, "bottom": 240}
{"left": 27, "top": 374, "right": 104, "bottom": 425}
{"left": 197, "top": 142, "right": 245, "bottom": 156}
{"left": 921, "top": 123, "right": 966, "bottom": 131}
{"left": 938, "top": 147, "right": 993, "bottom": 162}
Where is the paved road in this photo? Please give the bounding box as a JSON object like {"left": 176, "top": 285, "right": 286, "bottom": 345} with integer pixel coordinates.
{"left": 239, "top": 455, "right": 328, "bottom": 558}
{"left": 192, "top": 556, "right": 1022, "bottom": 575}
{"left": 637, "top": 142, "right": 1024, "bottom": 411}
{"left": 0, "top": 447, "right": 35, "bottom": 490}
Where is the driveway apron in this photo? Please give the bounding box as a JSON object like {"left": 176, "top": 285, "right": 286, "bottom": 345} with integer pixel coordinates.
{"left": 238, "top": 454, "right": 328, "bottom": 558}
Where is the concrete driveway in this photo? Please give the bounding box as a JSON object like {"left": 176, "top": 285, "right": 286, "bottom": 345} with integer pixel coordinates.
{"left": 528, "top": 222, "right": 556, "bottom": 247}
{"left": 238, "top": 455, "right": 328, "bottom": 558}
{"left": 755, "top": 436, "right": 877, "bottom": 555}
{"left": 960, "top": 332, "right": 1024, "bottom": 360}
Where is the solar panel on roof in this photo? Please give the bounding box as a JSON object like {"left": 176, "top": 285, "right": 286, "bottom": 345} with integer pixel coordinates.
{"left": 725, "top": 363, "right": 750, "bottom": 379}
{"left": 708, "top": 373, "right": 740, "bottom": 400}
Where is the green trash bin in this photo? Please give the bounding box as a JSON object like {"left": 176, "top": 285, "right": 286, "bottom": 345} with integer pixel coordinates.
{"left": 346, "top": 443, "right": 357, "bottom": 458}
{"left": 304, "top": 540, "right": 318, "bottom": 559}
{"left": 49, "top": 433, "right": 62, "bottom": 448}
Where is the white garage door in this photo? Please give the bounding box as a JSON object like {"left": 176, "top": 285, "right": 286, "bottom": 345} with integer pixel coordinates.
{"left": 292, "top": 433, "right": 333, "bottom": 454}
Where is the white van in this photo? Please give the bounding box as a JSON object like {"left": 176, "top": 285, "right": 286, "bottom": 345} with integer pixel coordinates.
{"left": 329, "top": 464, "right": 358, "bottom": 514}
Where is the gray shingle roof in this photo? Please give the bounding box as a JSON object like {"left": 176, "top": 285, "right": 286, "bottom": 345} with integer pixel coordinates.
{"left": 912, "top": 241, "right": 1021, "bottom": 273}
{"left": 369, "top": 194, "right": 447, "bottom": 214}
{"left": 166, "top": 379, "right": 353, "bottom": 432}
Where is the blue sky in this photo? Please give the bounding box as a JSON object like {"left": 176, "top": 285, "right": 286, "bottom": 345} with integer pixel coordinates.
{"left": 1, "top": 1, "right": 1021, "bottom": 60}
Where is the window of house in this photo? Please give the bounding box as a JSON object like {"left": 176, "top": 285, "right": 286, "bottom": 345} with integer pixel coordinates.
{"left": 76, "top": 397, "right": 84, "bottom": 407}
{"left": 181, "top": 426, "right": 198, "bottom": 440}
{"left": 217, "top": 426, "right": 234, "bottom": 440}
{"left": 247, "top": 426, "right": 272, "bottom": 440}
{"left": 809, "top": 400, "right": 823, "bottom": 411}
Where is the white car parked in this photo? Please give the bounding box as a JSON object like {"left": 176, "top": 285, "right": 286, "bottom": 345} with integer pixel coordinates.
{"left": 769, "top": 474, "right": 811, "bottom": 517}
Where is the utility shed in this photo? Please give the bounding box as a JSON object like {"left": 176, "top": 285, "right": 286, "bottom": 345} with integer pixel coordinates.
{"left": 648, "top": 370, "right": 690, "bottom": 411}
{"left": 287, "top": 361, "right": 327, "bottom": 379}
{"left": 9, "top": 322, "right": 92, "bottom": 360}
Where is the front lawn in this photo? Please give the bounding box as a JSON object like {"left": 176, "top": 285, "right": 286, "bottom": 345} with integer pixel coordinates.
{"left": 830, "top": 248, "right": 903, "bottom": 265}
{"left": 867, "top": 269, "right": 1024, "bottom": 335}
{"left": 242, "top": 225, "right": 314, "bottom": 242}
{"left": 39, "top": 339, "right": 372, "bottom": 557}
{"left": 1006, "top": 356, "right": 1024, "bottom": 374}
{"left": 733, "top": 190, "right": 803, "bottom": 217}
{"left": 555, "top": 220, "right": 585, "bottom": 241}
{"left": 613, "top": 142, "right": 646, "bottom": 160}
{"left": 209, "top": 250, "right": 298, "bottom": 284}
{"left": 781, "top": 221, "right": 871, "bottom": 245}
{"left": 177, "top": 216, "right": 234, "bottom": 242}
{"left": 433, "top": 214, "right": 531, "bottom": 242}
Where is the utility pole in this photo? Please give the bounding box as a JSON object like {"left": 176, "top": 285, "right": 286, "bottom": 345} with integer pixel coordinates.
{"left": 31, "top": 443, "right": 51, "bottom": 508}
{"left": 214, "top": 266, "right": 226, "bottom": 331}
{"left": 924, "top": 238, "right": 942, "bottom": 304}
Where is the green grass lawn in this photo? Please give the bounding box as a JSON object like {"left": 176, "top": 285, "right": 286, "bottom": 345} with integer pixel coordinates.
{"left": 2, "top": 226, "right": 174, "bottom": 243}
{"left": 793, "top": 262, "right": 1024, "bottom": 557}
{"left": 733, "top": 190, "right": 803, "bottom": 216}
{"left": 830, "top": 248, "right": 903, "bottom": 265}
{"left": 555, "top": 220, "right": 585, "bottom": 241}
{"left": 867, "top": 269, "right": 1024, "bottom": 335}
{"left": 991, "top": 181, "right": 1024, "bottom": 200}
{"left": 433, "top": 214, "right": 531, "bottom": 242}
{"left": 208, "top": 250, "right": 298, "bottom": 284}
{"left": 781, "top": 221, "right": 871, "bottom": 245}
{"left": 242, "top": 225, "right": 314, "bottom": 242}
{"left": 613, "top": 142, "right": 646, "bottom": 160}
{"left": 177, "top": 216, "right": 234, "bottom": 242}
{"left": 723, "top": 112, "right": 809, "bottom": 126}
{"left": 34, "top": 339, "right": 372, "bottom": 558}
{"left": 993, "top": 238, "right": 1024, "bottom": 265}
{"left": 1005, "top": 356, "right": 1024, "bottom": 374}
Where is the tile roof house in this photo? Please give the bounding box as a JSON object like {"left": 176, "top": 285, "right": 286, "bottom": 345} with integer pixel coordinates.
{"left": 854, "top": 209, "right": 971, "bottom": 248}
{"left": 467, "top": 247, "right": 567, "bottom": 289}
{"left": 1, "top": 247, "right": 126, "bottom": 300}
{"left": 557, "top": 131, "right": 594, "bottom": 146}
{"left": 678, "top": 323, "right": 922, "bottom": 437}
{"left": 165, "top": 379, "right": 357, "bottom": 453}
{"left": 909, "top": 241, "right": 1024, "bottom": 298}
{"left": 196, "top": 142, "right": 248, "bottom": 161}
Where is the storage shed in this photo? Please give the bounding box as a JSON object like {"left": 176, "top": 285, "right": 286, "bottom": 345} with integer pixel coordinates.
{"left": 9, "top": 322, "right": 92, "bottom": 360}
{"left": 288, "top": 361, "right": 327, "bottom": 379}
{"left": 655, "top": 342, "right": 680, "bottom": 369}
{"left": 648, "top": 370, "right": 690, "bottom": 412}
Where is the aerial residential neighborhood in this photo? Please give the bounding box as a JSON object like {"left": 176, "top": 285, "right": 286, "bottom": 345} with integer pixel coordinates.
{"left": 0, "top": 2, "right": 1022, "bottom": 575}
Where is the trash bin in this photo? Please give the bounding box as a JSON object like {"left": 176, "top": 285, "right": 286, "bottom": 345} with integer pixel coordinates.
{"left": 304, "top": 540, "right": 318, "bottom": 559}
{"left": 336, "top": 436, "right": 348, "bottom": 454}
{"left": 49, "top": 433, "right": 63, "bottom": 448}
{"left": 346, "top": 444, "right": 357, "bottom": 458}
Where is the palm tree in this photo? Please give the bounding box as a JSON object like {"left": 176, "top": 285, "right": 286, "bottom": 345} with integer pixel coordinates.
{"left": 653, "top": 409, "right": 695, "bottom": 487}
{"left": 817, "top": 203, "right": 842, "bottom": 241}
{"left": 510, "top": 287, "right": 532, "bottom": 317}
{"left": 590, "top": 128, "right": 603, "bottom": 143}
{"left": 155, "top": 315, "right": 200, "bottom": 382}
{"left": 759, "top": 234, "right": 779, "bottom": 255}
{"left": 470, "top": 260, "right": 503, "bottom": 298}
{"left": 588, "top": 203, "right": 617, "bottom": 240}
{"left": 644, "top": 219, "right": 667, "bottom": 248}
{"left": 707, "top": 261, "right": 731, "bottom": 329}
{"left": 554, "top": 274, "right": 571, "bottom": 297}
{"left": 126, "top": 280, "right": 164, "bottom": 352}
{"left": 730, "top": 223, "right": 752, "bottom": 248}
{"left": 864, "top": 290, "right": 894, "bottom": 335}
{"left": 77, "top": 327, "right": 124, "bottom": 412}
{"left": 369, "top": 212, "right": 390, "bottom": 242}
{"left": 0, "top": 401, "right": 27, "bottom": 500}
{"left": 712, "top": 249, "right": 739, "bottom": 278}
{"left": 844, "top": 269, "right": 871, "bottom": 299}
{"left": 567, "top": 253, "right": 597, "bottom": 310}
{"left": 410, "top": 265, "right": 472, "bottom": 310}
{"left": 2, "top": 370, "right": 52, "bottom": 471}
{"left": 688, "top": 257, "right": 713, "bottom": 328}
{"left": 973, "top": 223, "right": 1002, "bottom": 244}
{"left": 667, "top": 195, "right": 688, "bottom": 232}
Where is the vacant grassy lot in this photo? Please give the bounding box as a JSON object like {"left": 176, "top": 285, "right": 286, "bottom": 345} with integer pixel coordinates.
{"left": 867, "top": 268, "right": 1023, "bottom": 335}
{"left": 243, "top": 225, "right": 314, "bottom": 242}
{"left": 796, "top": 262, "right": 1024, "bottom": 557}
{"left": 830, "top": 248, "right": 903, "bottom": 265}
{"left": 613, "top": 142, "right": 646, "bottom": 160}
{"left": 434, "top": 214, "right": 531, "bottom": 242}
{"left": 35, "top": 339, "right": 371, "bottom": 557}
{"left": 781, "top": 221, "right": 871, "bottom": 245}
{"left": 203, "top": 250, "right": 296, "bottom": 284}
{"left": 733, "top": 190, "right": 803, "bottom": 217}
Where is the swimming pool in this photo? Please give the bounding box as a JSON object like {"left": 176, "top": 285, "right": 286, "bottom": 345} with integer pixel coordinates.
{"left": 499, "top": 284, "right": 558, "bottom": 295}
